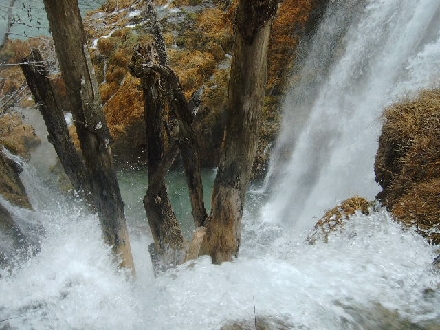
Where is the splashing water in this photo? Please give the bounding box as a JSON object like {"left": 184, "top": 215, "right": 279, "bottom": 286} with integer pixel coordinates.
{"left": 1, "top": 0, "right": 440, "bottom": 329}
{"left": 262, "top": 0, "right": 440, "bottom": 234}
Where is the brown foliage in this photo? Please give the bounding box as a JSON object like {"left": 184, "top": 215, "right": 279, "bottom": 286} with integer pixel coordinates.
{"left": 308, "top": 196, "right": 371, "bottom": 244}
{"left": 392, "top": 178, "right": 440, "bottom": 244}
{"left": 267, "top": 0, "right": 313, "bottom": 94}
{"left": 169, "top": 49, "right": 216, "bottom": 98}
{"left": 103, "top": 75, "right": 143, "bottom": 138}
{"left": 100, "top": 0, "right": 137, "bottom": 12}
{"left": 0, "top": 112, "right": 41, "bottom": 159}
{"left": 375, "top": 89, "right": 440, "bottom": 243}
{"left": 97, "top": 37, "right": 117, "bottom": 57}
{"left": 0, "top": 38, "right": 55, "bottom": 109}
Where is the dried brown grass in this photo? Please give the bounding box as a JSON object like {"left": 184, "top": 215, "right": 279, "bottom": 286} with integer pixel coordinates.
{"left": 375, "top": 89, "right": 440, "bottom": 243}
{"left": 308, "top": 196, "right": 371, "bottom": 244}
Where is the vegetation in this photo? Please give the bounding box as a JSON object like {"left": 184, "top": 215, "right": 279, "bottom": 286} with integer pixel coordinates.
{"left": 0, "top": 0, "right": 330, "bottom": 175}
{"left": 375, "top": 89, "right": 440, "bottom": 244}
{"left": 307, "top": 196, "right": 372, "bottom": 244}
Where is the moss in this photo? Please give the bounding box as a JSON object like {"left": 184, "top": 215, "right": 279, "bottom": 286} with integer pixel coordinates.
{"left": 308, "top": 196, "right": 372, "bottom": 244}
{"left": 375, "top": 89, "right": 440, "bottom": 244}
{"left": 97, "top": 37, "right": 117, "bottom": 56}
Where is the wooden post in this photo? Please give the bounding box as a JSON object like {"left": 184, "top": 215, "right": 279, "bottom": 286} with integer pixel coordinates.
{"left": 43, "top": 0, "right": 134, "bottom": 270}
{"left": 202, "top": 0, "right": 279, "bottom": 264}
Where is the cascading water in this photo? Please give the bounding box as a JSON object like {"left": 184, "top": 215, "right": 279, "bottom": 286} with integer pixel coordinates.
{"left": 262, "top": 0, "right": 440, "bottom": 234}
{"left": 1, "top": 0, "right": 440, "bottom": 329}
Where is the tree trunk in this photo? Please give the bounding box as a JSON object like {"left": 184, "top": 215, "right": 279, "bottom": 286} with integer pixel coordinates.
{"left": 20, "top": 50, "right": 93, "bottom": 204}
{"left": 43, "top": 0, "right": 134, "bottom": 270}
{"left": 142, "top": 1, "right": 208, "bottom": 229}
{"left": 129, "top": 2, "right": 208, "bottom": 270}
{"left": 202, "top": 0, "right": 278, "bottom": 264}
{"left": 143, "top": 69, "right": 185, "bottom": 265}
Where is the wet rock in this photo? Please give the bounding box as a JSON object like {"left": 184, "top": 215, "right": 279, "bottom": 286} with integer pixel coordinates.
{"left": 307, "top": 196, "right": 372, "bottom": 244}
{"left": 220, "top": 316, "right": 295, "bottom": 330}
{"left": 0, "top": 148, "right": 31, "bottom": 210}
{"left": 433, "top": 254, "right": 440, "bottom": 268}
{"left": 0, "top": 111, "right": 42, "bottom": 267}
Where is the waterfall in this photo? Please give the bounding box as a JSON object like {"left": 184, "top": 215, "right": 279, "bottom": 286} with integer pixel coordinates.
{"left": 262, "top": 0, "right": 440, "bottom": 234}
{"left": 1, "top": 1, "right": 440, "bottom": 329}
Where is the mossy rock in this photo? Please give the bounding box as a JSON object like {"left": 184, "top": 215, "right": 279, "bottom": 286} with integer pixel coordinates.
{"left": 391, "top": 178, "right": 440, "bottom": 244}
{"left": 375, "top": 89, "right": 440, "bottom": 244}
{"left": 307, "top": 196, "right": 372, "bottom": 244}
{"left": 0, "top": 112, "right": 39, "bottom": 209}
{"left": 0, "top": 112, "right": 41, "bottom": 159}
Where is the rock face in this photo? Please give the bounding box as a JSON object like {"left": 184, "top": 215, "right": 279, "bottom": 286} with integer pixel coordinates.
{"left": 375, "top": 89, "right": 440, "bottom": 244}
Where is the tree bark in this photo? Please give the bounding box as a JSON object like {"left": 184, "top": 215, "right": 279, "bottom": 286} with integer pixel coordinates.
{"left": 128, "top": 2, "right": 208, "bottom": 269}
{"left": 43, "top": 0, "right": 134, "bottom": 270}
{"left": 143, "top": 69, "right": 185, "bottom": 263}
{"left": 142, "top": 1, "right": 208, "bottom": 229}
{"left": 201, "top": 0, "right": 278, "bottom": 264}
{"left": 20, "top": 49, "right": 93, "bottom": 204}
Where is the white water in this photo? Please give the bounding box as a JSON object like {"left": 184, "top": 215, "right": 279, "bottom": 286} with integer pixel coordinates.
{"left": 1, "top": 0, "right": 440, "bottom": 329}
{"left": 262, "top": 0, "right": 440, "bottom": 234}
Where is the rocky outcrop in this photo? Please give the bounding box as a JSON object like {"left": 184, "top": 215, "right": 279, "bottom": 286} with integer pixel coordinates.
{"left": 375, "top": 89, "right": 440, "bottom": 244}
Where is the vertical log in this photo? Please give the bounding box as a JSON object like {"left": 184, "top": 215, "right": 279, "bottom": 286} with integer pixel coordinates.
{"left": 20, "top": 49, "right": 92, "bottom": 203}
{"left": 143, "top": 69, "right": 185, "bottom": 265}
{"left": 143, "top": 1, "right": 208, "bottom": 229}
{"left": 43, "top": 0, "right": 134, "bottom": 270}
{"left": 202, "top": 0, "right": 278, "bottom": 264}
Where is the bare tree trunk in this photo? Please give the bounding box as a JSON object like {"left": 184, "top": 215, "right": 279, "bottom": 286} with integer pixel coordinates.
{"left": 143, "top": 1, "right": 208, "bottom": 229}
{"left": 20, "top": 50, "right": 93, "bottom": 204}
{"left": 143, "top": 68, "right": 185, "bottom": 265}
{"left": 43, "top": 0, "right": 134, "bottom": 270}
{"left": 128, "top": 1, "right": 208, "bottom": 270}
{"left": 202, "top": 0, "right": 279, "bottom": 264}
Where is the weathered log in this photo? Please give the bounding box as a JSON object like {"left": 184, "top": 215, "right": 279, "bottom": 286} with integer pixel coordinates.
{"left": 201, "top": 0, "right": 279, "bottom": 264}
{"left": 130, "top": 47, "right": 185, "bottom": 265}
{"left": 43, "top": 0, "right": 134, "bottom": 270}
{"left": 130, "top": 47, "right": 208, "bottom": 229}
{"left": 20, "top": 49, "right": 92, "bottom": 205}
